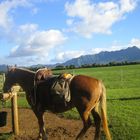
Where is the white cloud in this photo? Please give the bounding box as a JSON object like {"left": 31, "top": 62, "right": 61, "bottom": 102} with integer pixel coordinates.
{"left": 65, "top": 0, "right": 137, "bottom": 38}
{"left": 129, "top": 38, "right": 140, "bottom": 48}
{"left": 52, "top": 50, "right": 85, "bottom": 63}
{"left": 0, "top": 0, "right": 31, "bottom": 30}
{"left": 91, "top": 38, "right": 140, "bottom": 54}
{"left": 9, "top": 29, "right": 67, "bottom": 58}
{"left": 120, "top": 0, "right": 137, "bottom": 13}
{"left": 91, "top": 45, "right": 126, "bottom": 54}
{"left": 19, "top": 23, "right": 38, "bottom": 34}
{"left": 66, "top": 19, "right": 74, "bottom": 26}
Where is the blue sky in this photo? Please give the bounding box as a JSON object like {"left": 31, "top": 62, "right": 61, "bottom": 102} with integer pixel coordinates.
{"left": 0, "top": 0, "right": 140, "bottom": 66}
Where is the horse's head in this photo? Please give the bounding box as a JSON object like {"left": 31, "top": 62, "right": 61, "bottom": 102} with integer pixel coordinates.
{"left": 3, "top": 67, "right": 18, "bottom": 93}
{"left": 35, "top": 68, "right": 52, "bottom": 82}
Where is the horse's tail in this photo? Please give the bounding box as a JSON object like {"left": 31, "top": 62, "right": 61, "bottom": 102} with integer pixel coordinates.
{"left": 100, "top": 82, "right": 112, "bottom": 140}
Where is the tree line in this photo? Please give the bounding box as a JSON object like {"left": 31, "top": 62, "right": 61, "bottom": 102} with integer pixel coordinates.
{"left": 29, "top": 61, "right": 140, "bottom": 71}
{"left": 0, "top": 61, "right": 140, "bottom": 73}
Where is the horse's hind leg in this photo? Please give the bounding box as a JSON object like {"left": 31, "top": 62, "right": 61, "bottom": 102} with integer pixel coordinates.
{"left": 76, "top": 109, "right": 92, "bottom": 140}
{"left": 91, "top": 105, "right": 101, "bottom": 140}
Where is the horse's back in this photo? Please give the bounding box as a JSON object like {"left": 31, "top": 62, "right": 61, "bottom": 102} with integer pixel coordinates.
{"left": 71, "top": 75, "right": 101, "bottom": 92}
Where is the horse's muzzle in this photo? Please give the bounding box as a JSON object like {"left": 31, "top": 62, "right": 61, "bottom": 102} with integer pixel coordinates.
{"left": 0, "top": 92, "right": 14, "bottom": 101}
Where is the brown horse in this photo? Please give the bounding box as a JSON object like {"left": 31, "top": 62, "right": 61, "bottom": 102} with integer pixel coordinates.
{"left": 3, "top": 67, "right": 111, "bottom": 140}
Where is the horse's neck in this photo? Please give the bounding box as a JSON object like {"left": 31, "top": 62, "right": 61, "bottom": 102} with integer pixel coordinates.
{"left": 16, "top": 71, "right": 34, "bottom": 93}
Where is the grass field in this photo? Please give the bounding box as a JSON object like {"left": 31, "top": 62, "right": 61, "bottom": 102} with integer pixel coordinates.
{"left": 0, "top": 64, "right": 140, "bottom": 140}
{"left": 0, "top": 74, "right": 5, "bottom": 92}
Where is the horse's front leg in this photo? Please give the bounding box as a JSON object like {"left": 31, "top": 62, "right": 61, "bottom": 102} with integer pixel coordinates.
{"left": 38, "top": 113, "right": 47, "bottom": 140}
{"left": 33, "top": 107, "right": 48, "bottom": 140}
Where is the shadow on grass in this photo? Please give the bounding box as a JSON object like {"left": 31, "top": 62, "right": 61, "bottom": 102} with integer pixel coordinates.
{"left": 108, "top": 97, "right": 140, "bottom": 101}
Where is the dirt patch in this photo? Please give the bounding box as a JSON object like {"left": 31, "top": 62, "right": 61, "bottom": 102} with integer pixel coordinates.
{"left": 0, "top": 108, "right": 95, "bottom": 140}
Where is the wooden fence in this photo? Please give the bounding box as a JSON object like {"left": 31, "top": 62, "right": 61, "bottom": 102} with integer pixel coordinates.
{"left": 0, "top": 74, "right": 19, "bottom": 135}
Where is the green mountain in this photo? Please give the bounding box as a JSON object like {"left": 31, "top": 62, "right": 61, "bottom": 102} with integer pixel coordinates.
{"left": 62, "top": 46, "right": 140, "bottom": 67}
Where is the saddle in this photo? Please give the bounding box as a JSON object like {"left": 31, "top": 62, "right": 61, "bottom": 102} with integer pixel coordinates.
{"left": 51, "top": 73, "right": 74, "bottom": 105}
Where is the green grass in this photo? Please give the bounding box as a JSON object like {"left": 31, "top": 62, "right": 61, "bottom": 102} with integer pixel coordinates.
{"left": 107, "top": 100, "right": 140, "bottom": 140}
{"left": 0, "top": 64, "right": 140, "bottom": 140}
{"left": 0, "top": 133, "right": 13, "bottom": 140}
{"left": 0, "top": 74, "right": 4, "bottom": 92}
{"left": 0, "top": 94, "right": 30, "bottom": 109}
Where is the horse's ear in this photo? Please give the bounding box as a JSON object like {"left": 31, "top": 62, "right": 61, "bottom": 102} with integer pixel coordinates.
{"left": 7, "top": 65, "right": 10, "bottom": 72}
{"left": 7, "top": 65, "right": 16, "bottom": 72}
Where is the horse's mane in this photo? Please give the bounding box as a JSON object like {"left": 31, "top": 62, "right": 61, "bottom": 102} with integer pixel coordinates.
{"left": 8, "top": 67, "right": 35, "bottom": 74}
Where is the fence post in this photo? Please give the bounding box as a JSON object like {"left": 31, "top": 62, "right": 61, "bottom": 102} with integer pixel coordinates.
{"left": 11, "top": 86, "right": 20, "bottom": 135}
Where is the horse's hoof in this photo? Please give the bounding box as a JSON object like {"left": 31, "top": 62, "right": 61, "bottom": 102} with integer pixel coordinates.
{"left": 37, "top": 136, "right": 42, "bottom": 140}
{"left": 43, "top": 136, "right": 48, "bottom": 140}
{"left": 37, "top": 137, "right": 47, "bottom": 140}
{"left": 37, "top": 135, "right": 48, "bottom": 140}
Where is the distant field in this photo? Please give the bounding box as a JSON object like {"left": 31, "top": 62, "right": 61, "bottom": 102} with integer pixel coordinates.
{"left": 0, "top": 64, "right": 140, "bottom": 140}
